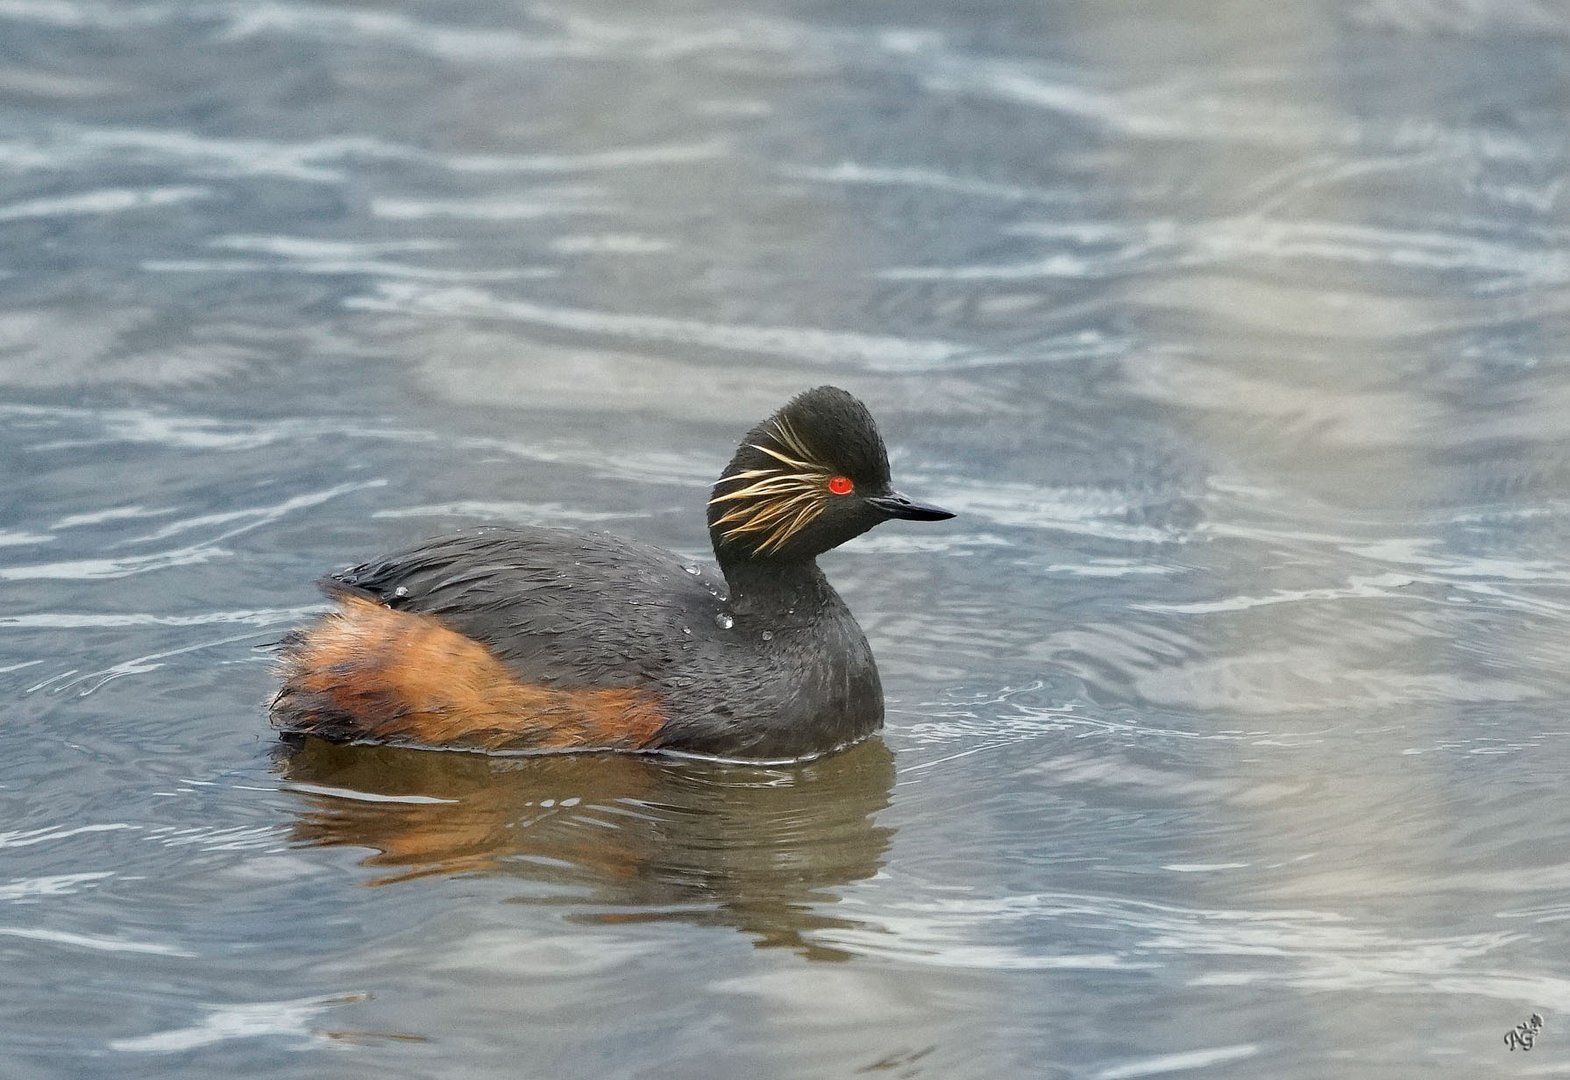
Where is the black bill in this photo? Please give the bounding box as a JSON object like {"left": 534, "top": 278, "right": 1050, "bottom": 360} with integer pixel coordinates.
{"left": 867, "top": 491, "right": 956, "bottom": 522}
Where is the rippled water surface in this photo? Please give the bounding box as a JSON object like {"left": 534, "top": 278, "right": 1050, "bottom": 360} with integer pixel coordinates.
{"left": 4, "top": 2, "right": 1570, "bottom": 1077}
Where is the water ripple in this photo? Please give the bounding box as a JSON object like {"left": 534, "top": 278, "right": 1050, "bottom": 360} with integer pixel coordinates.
{"left": 0, "top": 608, "right": 315, "bottom": 628}
{"left": 0, "top": 184, "right": 209, "bottom": 221}
{"left": 371, "top": 193, "right": 616, "bottom": 221}
{"left": 109, "top": 994, "right": 367, "bottom": 1053}
{"left": 0, "top": 871, "right": 114, "bottom": 902}
{"left": 779, "top": 162, "right": 1077, "bottom": 204}
{"left": 883, "top": 217, "right": 1570, "bottom": 288}
{"left": 346, "top": 283, "right": 1011, "bottom": 373}
{"left": 0, "top": 925, "right": 193, "bottom": 957}
{"left": 1093, "top": 1045, "right": 1260, "bottom": 1080}
{"left": 0, "top": 482, "right": 381, "bottom": 581}
{"left": 0, "top": 124, "right": 724, "bottom": 183}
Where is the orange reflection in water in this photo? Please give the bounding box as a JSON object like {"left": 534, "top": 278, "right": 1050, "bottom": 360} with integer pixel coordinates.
{"left": 276, "top": 737, "right": 896, "bottom": 962}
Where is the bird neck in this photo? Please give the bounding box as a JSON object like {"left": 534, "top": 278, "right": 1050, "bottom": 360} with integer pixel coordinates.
{"left": 717, "top": 553, "right": 834, "bottom": 618}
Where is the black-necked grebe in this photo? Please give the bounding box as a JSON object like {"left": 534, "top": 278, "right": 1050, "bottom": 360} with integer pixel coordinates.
{"left": 271, "top": 386, "right": 953, "bottom": 761}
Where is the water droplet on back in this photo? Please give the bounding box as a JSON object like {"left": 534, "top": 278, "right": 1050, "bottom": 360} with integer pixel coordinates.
{"left": 682, "top": 564, "right": 700, "bottom": 575}
{"left": 714, "top": 612, "right": 734, "bottom": 630}
{"left": 760, "top": 630, "right": 773, "bottom": 642}
{"left": 393, "top": 586, "right": 409, "bottom": 598}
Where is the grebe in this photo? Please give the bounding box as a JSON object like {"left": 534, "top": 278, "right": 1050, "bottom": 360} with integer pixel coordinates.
{"left": 271, "top": 386, "right": 953, "bottom": 761}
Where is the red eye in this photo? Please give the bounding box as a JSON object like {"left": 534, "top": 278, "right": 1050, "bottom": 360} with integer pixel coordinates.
{"left": 827, "top": 475, "right": 854, "bottom": 495}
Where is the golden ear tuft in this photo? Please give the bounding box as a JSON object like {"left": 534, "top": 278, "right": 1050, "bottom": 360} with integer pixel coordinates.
{"left": 709, "top": 418, "right": 834, "bottom": 553}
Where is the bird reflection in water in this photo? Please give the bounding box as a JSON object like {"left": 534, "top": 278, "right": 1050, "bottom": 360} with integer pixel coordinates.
{"left": 274, "top": 737, "right": 895, "bottom": 962}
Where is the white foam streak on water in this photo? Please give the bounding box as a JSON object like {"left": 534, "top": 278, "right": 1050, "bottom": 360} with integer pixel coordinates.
{"left": 548, "top": 233, "right": 673, "bottom": 254}
{"left": 109, "top": 995, "right": 363, "bottom": 1053}
{"left": 0, "top": 483, "right": 383, "bottom": 581}
{"left": 1092, "top": 1045, "right": 1261, "bottom": 1080}
{"left": 0, "top": 529, "right": 53, "bottom": 547}
{"left": 913, "top": 44, "right": 1555, "bottom": 161}
{"left": 832, "top": 890, "right": 1557, "bottom": 1011}
{"left": 0, "top": 608, "right": 317, "bottom": 628}
{"left": 50, "top": 505, "right": 176, "bottom": 530}
{"left": 882, "top": 216, "right": 1570, "bottom": 286}
{"left": 0, "top": 0, "right": 149, "bottom": 28}
{"left": 779, "top": 162, "right": 1076, "bottom": 203}
{"left": 0, "top": 823, "right": 136, "bottom": 848}
{"left": 281, "top": 782, "right": 458, "bottom": 806}
{"left": 1351, "top": 0, "right": 1570, "bottom": 37}
{"left": 0, "top": 872, "right": 115, "bottom": 902}
{"left": 211, "top": 235, "right": 451, "bottom": 257}
{"left": 215, "top": 4, "right": 597, "bottom": 61}
{"left": 0, "top": 185, "right": 210, "bottom": 221}
{"left": 0, "top": 547, "right": 226, "bottom": 582}
{"left": 0, "top": 926, "right": 193, "bottom": 957}
{"left": 0, "top": 125, "right": 725, "bottom": 183}
{"left": 370, "top": 501, "right": 630, "bottom": 524}
{"left": 216, "top": 3, "right": 844, "bottom": 63}
{"left": 932, "top": 482, "right": 1189, "bottom": 543}
{"left": 1132, "top": 573, "right": 1420, "bottom": 615}
{"left": 143, "top": 824, "right": 288, "bottom": 851}
{"left": 370, "top": 196, "right": 615, "bottom": 221}
{"left": 40, "top": 630, "right": 274, "bottom": 695}
{"left": 142, "top": 258, "right": 555, "bottom": 283}
{"left": 3, "top": 403, "right": 720, "bottom": 489}
{"left": 409, "top": 141, "right": 728, "bottom": 175}
{"left": 346, "top": 283, "right": 1010, "bottom": 373}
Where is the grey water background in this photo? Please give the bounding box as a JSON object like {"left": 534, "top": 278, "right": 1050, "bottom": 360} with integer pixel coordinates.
{"left": 2, "top": 1, "right": 1569, "bottom": 1077}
